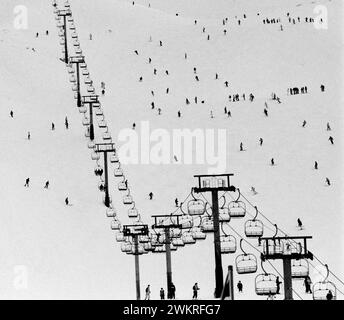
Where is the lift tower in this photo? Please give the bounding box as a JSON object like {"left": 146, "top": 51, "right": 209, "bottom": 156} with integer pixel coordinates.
{"left": 193, "top": 174, "right": 236, "bottom": 298}
{"left": 57, "top": 9, "right": 72, "bottom": 64}
{"left": 82, "top": 95, "right": 99, "bottom": 140}
{"left": 260, "top": 235, "right": 313, "bottom": 300}
{"left": 69, "top": 55, "right": 85, "bottom": 108}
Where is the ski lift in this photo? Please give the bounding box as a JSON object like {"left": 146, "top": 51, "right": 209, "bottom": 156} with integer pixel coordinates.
{"left": 110, "top": 154, "right": 119, "bottom": 163}
{"left": 87, "top": 141, "right": 95, "bottom": 150}
{"left": 72, "top": 84, "right": 78, "bottom": 92}
{"left": 118, "top": 180, "right": 127, "bottom": 191}
{"left": 228, "top": 188, "right": 246, "bottom": 218}
{"left": 235, "top": 239, "right": 258, "bottom": 274}
{"left": 80, "top": 62, "right": 87, "bottom": 69}
{"left": 103, "top": 132, "right": 111, "bottom": 141}
{"left": 139, "top": 235, "right": 150, "bottom": 243}
{"left": 219, "top": 196, "right": 230, "bottom": 222}
{"left": 75, "top": 48, "right": 82, "bottom": 55}
{"left": 200, "top": 216, "right": 214, "bottom": 233}
{"left": 313, "top": 264, "right": 337, "bottom": 300}
{"left": 182, "top": 232, "right": 196, "bottom": 245}
{"left": 91, "top": 151, "right": 100, "bottom": 161}
{"left": 116, "top": 232, "right": 125, "bottom": 242}
{"left": 144, "top": 242, "right": 153, "bottom": 251}
{"left": 82, "top": 116, "right": 89, "bottom": 126}
{"left": 59, "top": 38, "right": 65, "bottom": 46}
{"left": 123, "top": 194, "right": 133, "bottom": 205}
{"left": 220, "top": 235, "right": 237, "bottom": 254}
{"left": 79, "top": 106, "right": 87, "bottom": 114}
{"left": 291, "top": 259, "right": 309, "bottom": 279}
{"left": 73, "top": 39, "right": 80, "bottom": 47}
{"left": 192, "top": 227, "right": 206, "bottom": 240}
{"left": 58, "top": 30, "right": 64, "bottom": 37}
{"left": 98, "top": 120, "right": 107, "bottom": 128}
{"left": 71, "top": 31, "right": 78, "bottom": 39}
{"left": 111, "top": 219, "right": 121, "bottom": 231}
{"left": 244, "top": 206, "right": 264, "bottom": 238}
{"left": 87, "top": 85, "right": 95, "bottom": 93}
{"left": 67, "top": 16, "right": 73, "bottom": 23}
{"left": 94, "top": 165, "right": 103, "bottom": 176}
{"left": 114, "top": 165, "right": 124, "bottom": 177}
{"left": 153, "top": 246, "right": 166, "bottom": 253}
{"left": 84, "top": 77, "right": 92, "bottom": 85}
{"left": 106, "top": 208, "right": 116, "bottom": 217}
{"left": 255, "top": 261, "right": 278, "bottom": 296}
{"left": 121, "top": 242, "right": 132, "bottom": 253}
{"left": 128, "top": 203, "right": 138, "bottom": 218}
{"left": 179, "top": 215, "right": 193, "bottom": 229}
{"left": 95, "top": 108, "right": 103, "bottom": 116}
{"left": 172, "top": 238, "right": 185, "bottom": 247}
{"left": 69, "top": 23, "right": 76, "bottom": 31}
{"left": 82, "top": 69, "right": 89, "bottom": 76}
{"left": 187, "top": 189, "right": 205, "bottom": 215}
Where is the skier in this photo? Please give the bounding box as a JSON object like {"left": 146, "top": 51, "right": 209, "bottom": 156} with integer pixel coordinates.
{"left": 44, "top": 181, "right": 50, "bottom": 189}
{"left": 304, "top": 276, "right": 312, "bottom": 294}
{"left": 240, "top": 142, "right": 244, "bottom": 151}
{"left": 210, "top": 111, "right": 214, "bottom": 118}
{"left": 326, "top": 290, "right": 333, "bottom": 300}
{"left": 264, "top": 108, "right": 268, "bottom": 117}
{"left": 237, "top": 281, "right": 243, "bottom": 293}
{"left": 276, "top": 277, "right": 282, "bottom": 294}
{"left": 177, "top": 111, "right": 181, "bottom": 118}
{"left": 195, "top": 96, "right": 198, "bottom": 104}
{"left": 224, "top": 107, "right": 227, "bottom": 114}
{"left": 314, "top": 161, "right": 318, "bottom": 170}
{"left": 10, "top": 110, "right": 13, "bottom": 118}
{"left": 65, "top": 116, "right": 69, "bottom": 129}
{"left": 148, "top": 57, "right": 152, "bottom": 64}
{"left": 328, "top": 136, "right": 334, "bottom": 145}
{"left": 139, "top": 76, "right": 143, "bottom": 82}
{"left": 224, "top": 81, "right": 229, "bottom": 87}
{"left": 149, "top": 192, "right": 153, "bottom": 200}
{"left": 170, "top": 283, "right": 176, "bottom": 299}
{"left": 24, "top": 178, "right": 30, "bottom": 187}
{"left": 134, "top": 50, "right": 138, "bottom": 55}
{"left": 297, "top": 218, "right": 303, "bottom": 229}
{"left": 46, "top": 30, "right": 49, "bottom": 36}
{"left": 52, "top": 122, "right": 55, "bottom": 130}
{"left": 154, "top": 68, "right": 157, "bottom": 75}
{"left": 216, "top": 73, "right": 219, "bottom": 80}
{"left": 325, "top": 177, "right": 331, "bottom": 186}
{"left": 175, "top": 198, "right": 179, "bottom": 207}
{"left": 27, "top": 131, "right": 31, "bottom": 140}
{"left": 259, "top": 138, "right": 263, "bottom": 146}
{"left": 327, "top": 122, "right": 331, "bottom": 131}
{"left": 159, "top": 40, "right": 162, "bottom": 47}
{"left": 89, "top": 33, "right": 92, "bottom": 40}
{"left": 227, "top": 110, "right": 231, "bottom": 117}
{"left": 165, "top": 70, "right": 169, "bottom": 75}
{"left": 251, "top": 186, "right": 257, "bottom": 195}
{"left": 101, "top": 89, "right": 105, "bottom": 95}
{"left": 195, "top": 75, "right": 199, "bottom": 81}
{"left": 302, "top": 120, "right": 307, "bottom": 128}
{"left": 36, "top": 32, "right": 39, "bottom": 38}
{"left": 184, "top": 52, "right": 187, "bottom": 59}
{"left": 151, "top": 102, "right": 155, "bottom": 109}
{"left": 158, "top": 108, "right": 161, "bottom": 115}
{"left": 145, "top": 285, "right": 151, "bottom": 300}
{"left": 65, "top": 197, "right": 69, "bottom": 205}
{"left": 132, "top": 123, "right": 136, "bottom": 130}
{"left": 151, "top": 90, "right": 154, "bottom": 96}
{"left": 192, "top": 283, "right": 200, "bottom": 299}
{"left": 186, "top": 98, "right": 190, "bottom": 105}
{"left": 271, "top": 158, "right": 275, "bottom": 166}
{"left": 160, "top": 288, "right": 165, "bottom": 300}
{"left": 166, "top": 88, "right": 169, "bottom": 94}
{"left": 207, "top": 34, "right": 210, "bottom": 40}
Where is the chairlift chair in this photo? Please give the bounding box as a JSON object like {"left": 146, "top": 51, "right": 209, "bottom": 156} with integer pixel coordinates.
{"left": 255, "top": 273, "right": 278, "bottom": 296}
{"left": 172, "top": 238, "right": 185, "bottom": 247}
{"left": 111, "top": 220, "right": 121, "bottom": 231}
{"left": 220, "top": 235, "right": 237, "bottom": 254}
{"left": 228, "top": 188, "right": 246, "bottom": 218}
{"left": 128, "top": 207, "right": 138, "bottom": 218}
{"left": 200, "top": 216, "right": 214, "bottom": 233}
{"left": 235, "top": 239, "right": 258, "bottom": 274}
{"left": 98, "top": 120, "right": 107, "bottom": 128}
{"left": 182, "top": 232, "right": 196, "bottom": 245}
{"left": 106, "top": 208, "right": 116, "bottom": 217}
{"left": 110, "top": 154, "right": 119, "bottom": 163}
{"left": 116, "top": 232, "right": 125, "bottom": 242}
{"left": 291, "top": 259, "right": 309, "bottom": 279}
{"left": 244, "top": 206, "right": 264, "bottom": 238}
{"left": 313, "top": 264, "right": 337, "bottom": 300}
{"left": 114, "top": 167, "right": 124, "bottom": 177}
{"left": 91, "top": 151, "right": 100, "bottom": 161}
{"left": 123, "top": 195, "right": 133, "bottom": 205}
{"left": 187, "top": 194, "right": 206, "bottom": 215}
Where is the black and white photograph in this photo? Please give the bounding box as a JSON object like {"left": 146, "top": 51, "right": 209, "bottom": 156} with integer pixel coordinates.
{"left": 0, "top": 0, "right": 343, "bottom": 306}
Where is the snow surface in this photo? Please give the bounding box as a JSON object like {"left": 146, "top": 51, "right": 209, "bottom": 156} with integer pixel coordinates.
{"left": 0, "top": 0, "right": 343, "bottom": 299}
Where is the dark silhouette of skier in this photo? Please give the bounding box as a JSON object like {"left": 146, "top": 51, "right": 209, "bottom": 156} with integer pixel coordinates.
{"left": 326, "top": 290, "right": 333, "bottom": 300}
{"left": 132, "top": 123, "right": 136, "bottom": 130}
{"left": 192, "top": 283, "right": 200, "bottom": 299}
{"left": 175, "top": 198, "right": 179, "bottom": 207}
{"left": 160, "top": 288, "right": 165, "bottom": 300}
{"left": 52, "top": 122, "right": 55, "bottom": 130}
{"left": 65, "top": 197, "right": 69, "bottom": 205}
{"left": 10, "top": 110, "right": 13, "bottom": 118}
{"left": 271, "top": 158, "right": 275, "bottom": 166}
{"left": 27, "top": 132, "right": 31, "bottom": 140}
{"left": 304, "top": 276, "right": 312, "bottom": 294}
{"left": 327, "top": 122, "right": 331, "bottom": 131}
{"left": 325, "top": 178, "right": 331, "bottom": 186}
{"left": 227, "top": 110, "right": 231, "bottom": 117}
{"left": 314, "top": 161, "right": 318, "bottom": 170}
{"left": 276, "top": 277, "right": 282, "bottom": 294}
{"left": 24, "top": 178, "right": 30, "bottom": 187}
{"left": 237, "top": 281, "right": 243, "bottom": 293}
{"left": 302, "top": 120, "right": 307, "bottom": 128}
{"left": 149, "top": 192, "right": 153, "bottom": 200}
{"left": 264, "top": 108, "right": 268, "bottom": 117}
{"left": 44, "top": 181, "right": 50, "bottom": 189}
{"left": 134, "top": 50, "right": 138, "bottom": 55}
{"left": 328, "top": 136, "right": 334, "bottom": 145}
{"left": 170, "top": 282, "right": 176, "bottom": 299}
{"left": 259, "top": 138, "right": 263, "bottom": 146}
{"left": 297, "top": 218, "right": 303, "bottom": 229}
{"left": 240, "top": 142, "right": 244, "bottom": 151}
{"left": 178, "top": 111, "right": 181, "bottom": 118}
{"left": 65, "top": 116, "right": 69, "bottom": 129}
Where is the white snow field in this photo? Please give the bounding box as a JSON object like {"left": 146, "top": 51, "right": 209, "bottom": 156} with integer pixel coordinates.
{"left": 0, "top": 0, "right": 343, "bottom": 300}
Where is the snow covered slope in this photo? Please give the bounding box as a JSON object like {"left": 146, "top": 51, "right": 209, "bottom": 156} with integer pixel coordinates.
{"left": 0, "top": 0, "right": 343, "bottom": 299}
